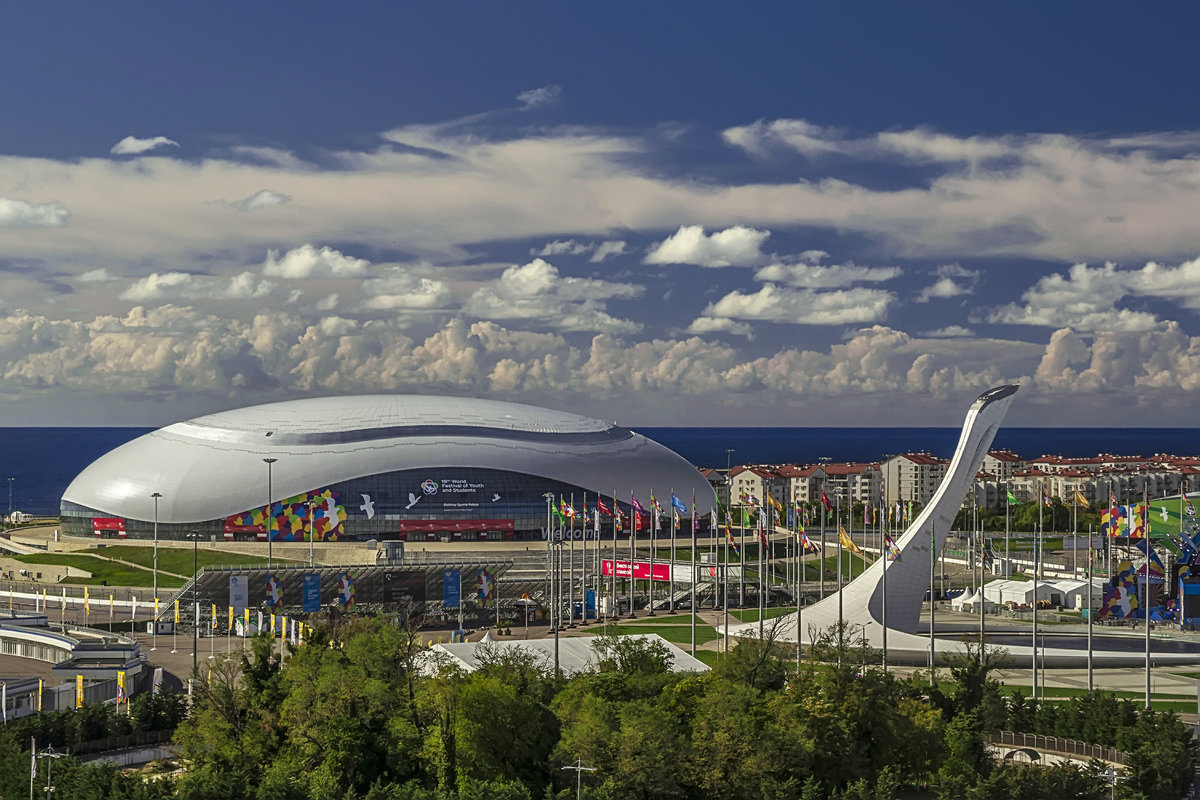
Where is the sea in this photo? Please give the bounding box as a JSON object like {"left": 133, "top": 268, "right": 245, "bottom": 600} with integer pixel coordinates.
{"left": 2, "top": 426, "right": 1199, "bottom": 516}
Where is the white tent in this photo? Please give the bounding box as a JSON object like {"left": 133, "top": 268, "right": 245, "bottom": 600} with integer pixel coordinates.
{"left": 422, "top": 633, "right": 710, "bottom": 676}
{"left": 1047, "top": 578, "right": 1105, "bottom": 610}
{"left": 982, "top": 579, "right": 1058, "bottom": 607}
{"left": 950, "top": 588, "right": 996, "bottom": 613}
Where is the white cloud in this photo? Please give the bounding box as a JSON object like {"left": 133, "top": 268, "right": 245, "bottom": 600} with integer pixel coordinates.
{"left": 262, "top": 244, "right": 370, "bottom": 278}
{"left": 684, "top": 316, "right": 755, "bottom": 338}
{"left": 237, "top": 189, "right": 292, "bottom": 213}
{"left": 315, "top": 293, "right": 338, "bottom": 311}
{"left": 119, "top": 272, "right": 194, "bottom": 302}
{"left": 516, "top": 84, "right": 563, "bottom": 110}
{"left": 698, "top": 284, "right": 895, "bottom": 326}
{"left": 77, "top": 268, "right": 117, "bottom": 283}
{"left": 590, "top": 240, "right": 627, "bottom": 262}
{"left": 0, "top": 196, "right": 69, "bottom": 227}
{"left": 915, "top": 277, "right": 971, "bottom": 303}
{"left": 360, "top": 267, "right": 452, "bottom": 311}
{"left": 921, "top": 325, "right": 975, "bottom": 338}
{"left": 533, "top": 239, "right": 592, "bottom": 257}
{"left": 110, "top": 135, "right": 179, "bottom": 155}
{"left": 755, "top": 261, "right": 901, "bottom": 288}
{"left": 645, "top": 225, "right": 770, "bottom": 267}
{"left": 118, "top": 270, "right": 274, "bottom": 302}
{"left": 463, "top": 258, "right": 642, "bottom": 332}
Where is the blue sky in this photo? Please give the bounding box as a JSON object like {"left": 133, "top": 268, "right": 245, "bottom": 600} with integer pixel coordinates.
{"left": 3, "top": 4, "right": 1200, "bottom": 426}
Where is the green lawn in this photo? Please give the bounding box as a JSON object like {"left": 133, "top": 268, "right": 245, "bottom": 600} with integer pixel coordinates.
{"left": 601, "top": 623, "right": 720, "bottom": 645}
{"left": 623, "top": 613, "right": 695, "bottom": 624}
{"left": 11, "top": 553, "right": 185, "bottom": 588}
{"left": 728, "top": 607, "right": 795, "bottom": 623}
{"left": 92, "top": 545, "right": 286, "bottom": 574}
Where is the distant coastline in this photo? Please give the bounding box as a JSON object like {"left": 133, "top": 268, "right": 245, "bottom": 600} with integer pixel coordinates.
{"left": 4, "top": 426, "right": 1199, "bottom": 516}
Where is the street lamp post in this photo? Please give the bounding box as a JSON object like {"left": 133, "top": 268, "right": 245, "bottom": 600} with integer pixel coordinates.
{"left": 306, "top": 499, "right": 319, "bottom": 568}
{"left": 189, "top": 531, "right": 199, "bottom": 677}
{"left": 7, "top": 476, "right": 12, "bottom": 516}
{"left": 263, "top": 458, "right": 278, "bottom": 570}
{"left": 151, "top": 492, "right": 162, "bottom": 651}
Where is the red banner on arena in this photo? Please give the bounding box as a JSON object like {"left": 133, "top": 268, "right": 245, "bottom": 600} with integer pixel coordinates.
{"left": 92, "top": 517, "right": 125, "bottom": 532}
{"left": 397, "top": 519, "right": 515, "bottom": 533}
{"left": 223, "top": 520, "right": 266, "bottom": 535}
{"left": 601, "top": 559, "right": 671, "bottom": 582}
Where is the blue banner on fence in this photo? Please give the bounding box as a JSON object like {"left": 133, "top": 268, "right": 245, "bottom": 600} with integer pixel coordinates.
{"left": 585, "top": 589, "right": 596, "bottom": 614}
{"left": 302, "top": 573, "right": 322, "bottom": 613}
{"left": 443, "top": 569, "right": 461, "bottom": 608}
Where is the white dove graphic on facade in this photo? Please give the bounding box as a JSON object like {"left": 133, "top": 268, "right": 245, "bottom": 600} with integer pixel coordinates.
{"left": 405, "top": 492, "right": 420, "bottom": 510}
{"left": 360, "top": 494, "right": 375, "bottom": 519}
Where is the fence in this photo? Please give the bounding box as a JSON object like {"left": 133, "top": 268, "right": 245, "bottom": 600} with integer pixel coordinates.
{"left": 992, "top": 730, "right": 1127, "bottom": 766}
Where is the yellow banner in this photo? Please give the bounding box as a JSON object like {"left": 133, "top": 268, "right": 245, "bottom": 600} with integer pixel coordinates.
{"left": 75, "top": 675, "right": 84, "bottom": 708}
{"left": 174, "top": 599, "right": 180, "bottom": 624}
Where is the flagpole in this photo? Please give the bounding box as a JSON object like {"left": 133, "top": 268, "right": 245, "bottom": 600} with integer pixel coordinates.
{"left": 1087, "top": 522, "right": 1094, "bottom": 693}
{"left": 648, "top": 494, "right": 657, "bottom": 617}
{"left": 723, "top": 512, "right": 730, "bottom": 655}
{"left": 670, "top": 488, "right": 677, "bottom": 614}
{"left": 758, "top": 507, "right": 765, "bottom": 640}
{"left": 1005, "top": 481, "right": 1011, "bottom": 578}
{"left": 739, "top": 504, "right": 745, "bottom": 608}
{"left": 882, "top": 505, "right": 888, "bottom": 670}
{"left": 1032, "top": 522, "right": 1039, "bottom": 699}
{"left": 568, "top": 492, "right": 576, "bottom": 627}
{"left": 1145, "top": 484, "right": 1151, "bottom": 709}
{"left": 629, "top": 491, "right": 636, "bottom": 618}
{"left": 690, "top": 491, "right": 696, "bottom": 656}
{"left": 836, "top": 496, "right": 843, "bottom": 632}
{"left": 930, "top": 520, "right": 936, "bottom": 686}
{"left": 796, "top": 520, "right": 802, "bottom": 673}
{"left": 612, "top": 490, "right": 618, "bottom": 622}
{"left": 819, "top": 482, "right": 826, "bottom": 602}
{"left": 581, "top": 492, "right": 588, "bottom": 624}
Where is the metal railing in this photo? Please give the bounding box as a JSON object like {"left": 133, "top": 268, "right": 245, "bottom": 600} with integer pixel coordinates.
{"left": 992, "top": 730, "right": 1127, "bottom": 765}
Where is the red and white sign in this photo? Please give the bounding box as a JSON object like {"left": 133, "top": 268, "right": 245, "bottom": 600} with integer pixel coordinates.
{"left": 602, "top": 559, "right": 672, "bottom": 582}
{"left": 92, "top": 517, "right": 125, "bottom": 532}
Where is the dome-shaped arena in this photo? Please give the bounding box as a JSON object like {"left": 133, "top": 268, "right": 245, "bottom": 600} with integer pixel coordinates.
{"left": 61, "top": 395, "right": 715, "bottom": 542}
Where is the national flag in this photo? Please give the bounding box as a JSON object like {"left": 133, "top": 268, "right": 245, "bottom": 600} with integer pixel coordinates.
{"left": 766, "top": 494, "right": 783, "bottom": 512}
{"left": 597, "top": 498, "right": 613, "bottom": 517}
{"left": 1006, "top": 489, "right": 1020, "bottom": 505}
{"left": 820, "top": 491, "right": 833, "bottom": 512}
{"left": 724, "top": 509, "right": 739, "bottom": 554}
{"left": 884, "top": 534, "right": 901, "bottom": 562}
{"left": 561, "top": 500, "right": 576, "bottom": 518}
{"left": 839, "top": 526, "right": 863, "bottom": 555}
{"left": 671, "top": 494, "right": 688, "bottom": 514}
{"left": 552, "top": 502, "right": 566, "bottom": 525}
{"left": 798, "top": 527, "right": 816, "bottom": 553}
{"left": 1073, "top": 490, "right": 1090, "bottom": 509}
{"left": 1042, "top": 492, "right": 1053, "bottom": 508}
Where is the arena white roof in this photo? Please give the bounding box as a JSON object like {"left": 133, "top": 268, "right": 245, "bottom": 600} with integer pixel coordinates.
{"left": 424, "top": 633, "right": 710, "bottom": 676}
{"left": 62, "top": 394, "right": 716, "bottom": 524}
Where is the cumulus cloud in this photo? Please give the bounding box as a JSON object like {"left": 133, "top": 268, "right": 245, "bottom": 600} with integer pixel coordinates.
{"left": 119, "top": 271, "right": 274, "bottom": 302}
{"left": 517, "top": 84, "right": 563, "bottom": 109}
{"left": 695, "top": 285, "right": 895, "bottom": 327}
{"left": 110, "top": 135, "right": 179, "bottom": 155}
{"left": 236, "top": 189, "right": 292, "bottom": 212}
{"left": 532, "top": 239, "right": 628, "bottom": 262}
{"left": 590, "top": 240, "right": 627, "bottom": 262}
{"left": 985, "top": 258, "right": 1200, "bottom": 332}
{"left": 921, "top": 325, "right": 975, "bottom": 338}
{"left": 755, "top": 261, "right": 901, "bottom": 288}
{"left": 0, "top": 197, "right": 70, "bottom": 227}
{"left": 463, "top": 258, "right": 642, "bottom": 333}
{"left": 645, "top": 225, "right": 770, "bottom": 267}
{"left": 262, "top": 244, "right": 370, "bottom": 278}
{"left": 77, "top": 268, "right": 117, "bottom": 283}
{"left": 360, "top": 267, "right": 452, "bottom": 311}
{"left": 684, "top": 316, "right": 755, "bottom": 338}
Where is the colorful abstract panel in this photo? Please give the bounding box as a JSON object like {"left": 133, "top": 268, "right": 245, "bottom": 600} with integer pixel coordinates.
{"left": 227, "top": 489, "right": 347, "bottom": 542}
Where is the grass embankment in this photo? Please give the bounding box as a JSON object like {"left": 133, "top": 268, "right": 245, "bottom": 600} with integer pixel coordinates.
{"left": 10, "top": 553, "right": 185, "bottom": 588}
{"left": 94, "top": 545, "right": 283, "bottom": 573}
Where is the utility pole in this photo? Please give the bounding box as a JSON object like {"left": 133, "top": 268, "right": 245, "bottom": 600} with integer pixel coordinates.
{"left": 561, "top": 757, "right": 597, "bottom": 800}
